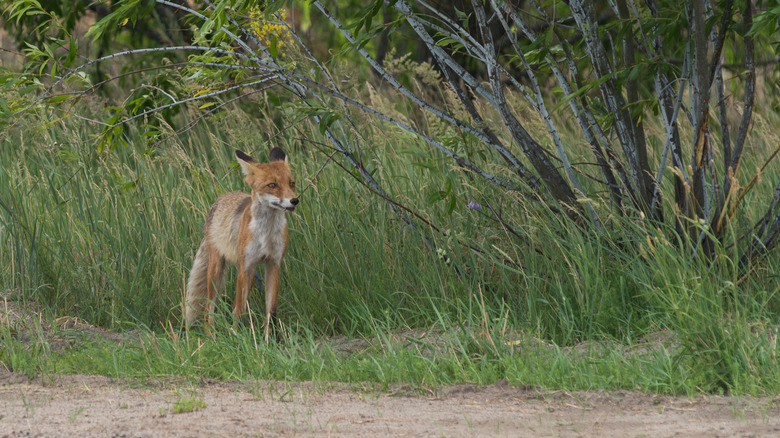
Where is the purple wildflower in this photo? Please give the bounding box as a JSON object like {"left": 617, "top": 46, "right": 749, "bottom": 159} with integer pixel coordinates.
{"left": 254, "top": 273, "right": 264, "bottom": 289}
{"left": 467, "top": 201, "right": 482, "bottom": 210}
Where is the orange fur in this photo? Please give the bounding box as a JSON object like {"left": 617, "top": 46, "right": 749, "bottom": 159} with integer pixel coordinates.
{"left": 186, "top": 148, "right": 298, "bottom": 341}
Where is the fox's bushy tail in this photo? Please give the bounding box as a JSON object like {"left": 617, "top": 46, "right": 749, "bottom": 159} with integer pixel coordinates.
{"left": 185, "top": 239, "right": 210, "bottom": 326}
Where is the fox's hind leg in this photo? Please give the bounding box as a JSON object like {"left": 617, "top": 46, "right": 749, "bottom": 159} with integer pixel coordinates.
{"left": 204, "top": 247, "right": 226, "bottom": 331}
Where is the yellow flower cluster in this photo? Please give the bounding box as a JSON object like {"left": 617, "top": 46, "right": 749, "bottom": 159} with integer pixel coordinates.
{"left": 248, "top": 8, "right": 295, "bottom": 57}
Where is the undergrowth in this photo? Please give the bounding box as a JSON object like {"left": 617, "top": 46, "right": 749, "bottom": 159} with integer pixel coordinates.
{"left": 1, "top": 100, "right": 779, "bottom": 396}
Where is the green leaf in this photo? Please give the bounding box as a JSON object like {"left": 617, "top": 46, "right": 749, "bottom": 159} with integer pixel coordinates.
{"left": 317, "top": 111, "right": 341, "bottom": 135}
{"left": 551, "top": 71, "right": 617, "bottom": 114}
{"left": 65, "top": 36, "right": 77, "bottom": 68}
{"left": 193, "top": 18, "right": 215, "bottom": 45}
{"left": 269, "top": 36, "right": 279, "bottom": 59}
{"left": 544, "top": 25, "right": 555, "bottom": 47}
{"left": 85, "top": 0, "right": 143, "bottom": 42}
{"left": 0, "top": 99, "right": 12, "bottom": 116}
{"left": 447, "top": 193, "right": 457, "bottom": 215}
{"left": 46, "top": 95, "right": 73, "bottom": 104}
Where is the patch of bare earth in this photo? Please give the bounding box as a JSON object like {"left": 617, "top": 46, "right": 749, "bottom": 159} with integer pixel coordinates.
{"left": 2, "top": 290, "right": 780, "bottom": 437}
{"left": 1, "top": 373, "right": 779, "bottom": 437}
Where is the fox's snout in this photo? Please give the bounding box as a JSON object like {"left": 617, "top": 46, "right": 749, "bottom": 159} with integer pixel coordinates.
{"left": 284, "top": 197, "right": 299, "bottom": 212}
{"left": 268, "top": 195, "right": 299, "bottom": 212}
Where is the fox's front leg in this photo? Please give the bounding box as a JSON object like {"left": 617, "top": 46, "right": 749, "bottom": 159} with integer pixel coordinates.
{"left": 233, "top": 263, "right": 255, "bottom": 323}
{"left": 264, "top": 261, "right": 281, "bottom": 342}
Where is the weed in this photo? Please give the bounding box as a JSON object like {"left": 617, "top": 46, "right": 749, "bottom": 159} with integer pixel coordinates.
{"left": 20, "top": 390, "right": 35, "bottom": 417}
{"left": 68, "top": 407, "right": 87, "bottom": 423}
{"left": 172, "top": 396, "right": 207, "bottom": 414}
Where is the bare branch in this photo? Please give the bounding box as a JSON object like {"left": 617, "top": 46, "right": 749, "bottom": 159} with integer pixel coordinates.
{"left": 105, "top": 74, "right": 279, "bottom": 130}
{"left": 570, "top": 0, "right": 653, "bottom": 213}
{"left": 486, "top": 0, "right": 601, "bottom": 229}
{"left": 15, "top": 46, "right": 254, "bottom": 117}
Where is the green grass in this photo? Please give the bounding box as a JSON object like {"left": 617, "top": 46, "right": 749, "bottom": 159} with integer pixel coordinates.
{"left": 1, "top": 310, "right": 771, "bottom": 395}
{"left": 1, "top": 99, "right": 780, "bottom": 397}
{"left": 172, "top": 396, "right": 207, "bottom": 414}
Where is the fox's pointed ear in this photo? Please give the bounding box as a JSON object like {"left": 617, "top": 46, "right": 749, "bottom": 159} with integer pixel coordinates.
{"left": 235, "top": 150, "right": 254, "bottom": 175}
{"left": 235, "top": 149, "right": 254, "bottom": 163}
{"left": 268, "top": 147, "right": 287, "bottom": 163}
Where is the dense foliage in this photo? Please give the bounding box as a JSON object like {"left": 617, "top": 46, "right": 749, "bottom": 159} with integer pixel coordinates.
{"left": 1, "top": 1, "right": 780, "bottom": 394}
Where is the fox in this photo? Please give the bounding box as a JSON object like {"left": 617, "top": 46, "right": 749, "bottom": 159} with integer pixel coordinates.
{"left": 185, "top": 147, "right": 298, "bottom": 341}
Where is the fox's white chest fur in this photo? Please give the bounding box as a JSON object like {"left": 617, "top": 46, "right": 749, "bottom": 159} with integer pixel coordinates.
{"left": 244, "top": 199, "right": 287, "bottom": 270}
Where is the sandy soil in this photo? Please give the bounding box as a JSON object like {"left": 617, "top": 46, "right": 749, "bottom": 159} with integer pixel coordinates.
{"left": 3, "top": 290, "right": 780, "bottom": 437}
{"left": 1, "top": 372, "right": 779, "bottom": 438}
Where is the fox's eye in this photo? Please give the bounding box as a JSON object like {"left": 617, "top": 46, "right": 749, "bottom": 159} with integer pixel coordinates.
{"left": 268, "top": 183, "right": 277, "bottom": 188}
{"left": 290, "top": 181, "right": 296, "bottom": 189}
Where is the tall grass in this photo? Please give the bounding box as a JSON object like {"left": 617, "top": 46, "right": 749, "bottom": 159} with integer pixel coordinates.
{"left": 1, "top": 95, "right": 780, "bottom": 395}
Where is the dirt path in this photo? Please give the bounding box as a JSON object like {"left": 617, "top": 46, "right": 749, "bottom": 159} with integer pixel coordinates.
{"left": 1, "top": 372, "right": 778, "bottom": 437}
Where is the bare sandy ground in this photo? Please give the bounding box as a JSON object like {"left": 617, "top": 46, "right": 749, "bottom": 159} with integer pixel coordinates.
{"left": 1, "top": 371, "right": 779, "bottom": 438}
{"left": 2, "top": 291, "right": 780, "bottom": 437}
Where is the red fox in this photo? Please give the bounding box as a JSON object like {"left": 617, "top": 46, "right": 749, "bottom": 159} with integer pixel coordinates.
{"left": 185, "top": 148, "right": 298, "bottom": 341}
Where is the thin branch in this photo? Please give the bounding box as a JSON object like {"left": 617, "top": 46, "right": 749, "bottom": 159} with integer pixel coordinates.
{"left": 280, "top": 69, "right": 520, "bottom": 192}
{"left": 15, "top": 46, "right": 252, "bottom": 116}
{"left": 727, "top": 2, "right": 755, "bottom": 175}
{"left": 159, "top": 0, "right": 263, "bottom": 68}
{"left": 315, "top": 0, "right": 541, "bottom": 190}
{"left": 522, "top": 0, "right": 633, "bottom": 211}
{"left": 105, "top": 74, "right": 278, "bottom": 130}
{"left": 715, "top": 1, "right": 755, "bottom": 236}
{"left": 570, "top": 0, "right": 652, "bottom": 212}
{"left": 486, "top": 0, "right": 601, "bottom": 230}
{"left": 651, "top": 54, "right": 690, "bottom": 213}
{"left": 148, "top": 84, "right": 279, "bottom": 149}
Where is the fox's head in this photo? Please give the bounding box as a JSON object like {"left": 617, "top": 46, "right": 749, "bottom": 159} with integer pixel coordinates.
{"left": 236, "top": 148, "right": 298, "bottom": 212}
